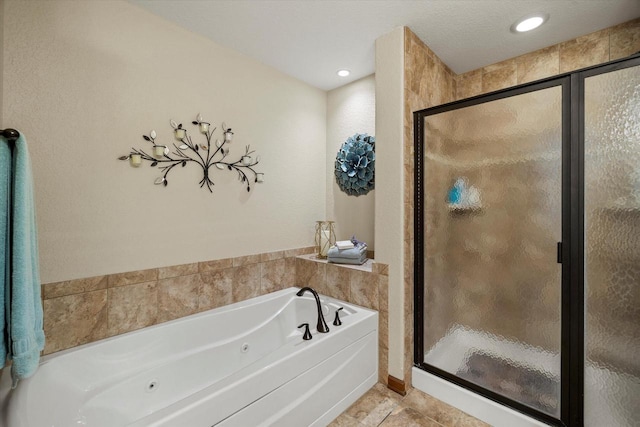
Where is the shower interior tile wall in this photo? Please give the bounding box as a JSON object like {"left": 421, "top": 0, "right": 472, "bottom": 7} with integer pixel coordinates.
{"left": 42, "top": 249, "right": 389, "bottom": 384}
{"left": 402, "top": 17, "right": 640, "bottom": 384}
{"left": 403, "top": 27, "right": 458, "bottom": 388}
{"left": 454, "top": 19, "right": 640, "bottom": 100}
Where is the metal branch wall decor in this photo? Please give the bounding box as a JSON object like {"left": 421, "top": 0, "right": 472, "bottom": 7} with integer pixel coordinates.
{"left": 334, "top": 133, "right": 375, "bottom": 196}
{"left": 119, "top": 114, "right": 263, "bottom": 193}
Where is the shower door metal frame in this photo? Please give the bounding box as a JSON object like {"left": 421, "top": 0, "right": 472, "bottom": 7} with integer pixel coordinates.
{"left": 413, "top": 53, "right": 640, "bottom": 427}
{"left": 570, "top": 55, "right": 640, "bottom": 427}
{"left": 414, "top": 76, "right": 571, "bottom": 427}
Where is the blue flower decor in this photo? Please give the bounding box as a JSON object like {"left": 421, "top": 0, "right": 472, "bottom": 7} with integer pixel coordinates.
{"left": 335, "top": 133, "right": 375, "bottom": 196}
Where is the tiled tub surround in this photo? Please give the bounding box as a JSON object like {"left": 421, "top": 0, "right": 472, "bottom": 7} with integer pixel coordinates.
{"left": 42, "top": 248, "right": 309, "bottom": 354}
{"left": 41, "top": 248, "right": 389, "bottom": 384}
{"left": 296, "top": 254, "right": 390, "bottom": 384}
{"left": 3, "top": 289, "right": 378, "bottom": 427}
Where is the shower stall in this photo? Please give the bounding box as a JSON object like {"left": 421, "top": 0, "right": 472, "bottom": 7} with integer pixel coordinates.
{"left": 413, "top": 54, "right": 640, "bottom": 427}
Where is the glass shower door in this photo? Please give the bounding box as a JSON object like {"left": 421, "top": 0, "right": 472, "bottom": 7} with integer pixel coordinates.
{"left": 584, "top": 63, "right": 640, "bottom": 427}
{"left": 421, "top": 83, "right": 563, "bottom": 419}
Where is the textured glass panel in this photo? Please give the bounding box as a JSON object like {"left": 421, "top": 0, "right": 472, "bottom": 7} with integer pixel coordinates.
{"left": 584, "top": 65, "right": 640, "bottom": 427}
{"left": 423, "top": 86, "right": 562, "bottom": 417}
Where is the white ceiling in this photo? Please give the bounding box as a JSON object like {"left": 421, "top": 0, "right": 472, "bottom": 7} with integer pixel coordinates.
{"left": 130, "top": 0, "right": 640, "bottom": 91}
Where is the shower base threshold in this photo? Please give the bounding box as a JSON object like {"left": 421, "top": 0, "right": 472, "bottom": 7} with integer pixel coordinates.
{"left": 412, "top": 368, "right": 550, "bottom": 427}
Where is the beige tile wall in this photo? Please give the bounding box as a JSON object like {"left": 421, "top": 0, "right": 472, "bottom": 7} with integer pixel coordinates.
{"left": 403, "top": 28, "right": 457, "bottom": 388}
{"left": 42, "top": 248, "right": 309, "bottom": 354}
{"left": 296, "top": 258, "right": 390, "bottom": 384}
{"left": 42, "top": 248, "right": 389, "bottom": 384}
{"left": 455, "top": 19, "right": 640, "bottom": 100}
{"left": 404, "top": 17, "right": 640, "bottom": 385}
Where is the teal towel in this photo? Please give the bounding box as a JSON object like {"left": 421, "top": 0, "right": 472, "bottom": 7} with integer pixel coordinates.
{"left": 0, "top": 137, "right": 11, "bottom": 369}
{"left": 1, "top": 134, "right": 45, "bottom": 386}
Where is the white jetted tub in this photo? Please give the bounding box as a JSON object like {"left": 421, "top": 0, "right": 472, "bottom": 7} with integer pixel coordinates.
{"left": 0, "top": 287, "right": 378, "bottom": 427}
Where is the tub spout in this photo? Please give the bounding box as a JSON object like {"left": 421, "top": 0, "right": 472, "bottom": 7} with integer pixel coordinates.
{"left": 296, "top": 287, "right": 330, "bottom": 333}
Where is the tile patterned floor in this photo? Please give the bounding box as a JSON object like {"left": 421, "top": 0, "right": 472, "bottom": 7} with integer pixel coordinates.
{"left": 329, "top": 383, "right": 492, "bottom": 427}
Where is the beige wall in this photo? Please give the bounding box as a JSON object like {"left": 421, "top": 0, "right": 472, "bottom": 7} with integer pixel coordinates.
{"left": 2, "top": 0, "right": 390, "bottom": 376}
{"left": 326, "top": 75, "right": 375, "bottom": 248}
{"left": 374, "top": 26, "right": 458, "bottom": 387}
{"left": 374, "top": 27, "right": 405, "bottom": 381}
{"left": 2, "top": 0, "right": 327, "bottom": 284}
{"left": 0, "top": 0, "right": 4, "bottom": 128}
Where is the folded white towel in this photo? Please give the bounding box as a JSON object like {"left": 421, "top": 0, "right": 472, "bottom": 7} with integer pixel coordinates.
{"left": 336, "top": 240, "right": 355, "bottom": 250}
{"left": 327, "top": 244, "right": 367, "bottom": 259}
{"left": 328, "top": 256, "right": 368, "bottom": 265}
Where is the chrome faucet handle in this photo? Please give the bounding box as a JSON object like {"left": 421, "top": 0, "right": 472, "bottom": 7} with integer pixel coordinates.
{"left": 298, "top": 323, "right": 312, "bottom": 340}
{"left": 333, "top": 307, "right": 344, "bottom": 326}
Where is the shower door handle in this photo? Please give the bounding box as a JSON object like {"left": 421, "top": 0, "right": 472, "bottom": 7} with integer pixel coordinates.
{"left": 557, "top": 242, "right": 563, "bottom": 263}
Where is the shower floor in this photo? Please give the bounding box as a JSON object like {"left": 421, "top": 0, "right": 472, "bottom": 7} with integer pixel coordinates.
{"left": 425, "top": 325, "right": 560, "bottom": 418}
{"left": 457, "top": 351, "right": 558, "bottom": 415}
{"left": 423, "top": 325, "right": 640, "bottom": 426}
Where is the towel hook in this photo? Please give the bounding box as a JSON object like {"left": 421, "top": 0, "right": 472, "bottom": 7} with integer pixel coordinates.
{"left": 1, "top": 128, "right": 20, "bottom": 143}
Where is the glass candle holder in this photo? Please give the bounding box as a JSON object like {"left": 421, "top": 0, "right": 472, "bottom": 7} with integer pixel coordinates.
{"left": 315, "top": 220, "right": 336, "bottom": 259}
{"left": 153, "top": 145, "right": 167, "bottom": 158}
{"left": 130, "top": 154, "right": 142, "bottom": 167}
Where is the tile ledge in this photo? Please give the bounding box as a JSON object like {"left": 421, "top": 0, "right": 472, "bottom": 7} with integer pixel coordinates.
{"left": 296, "top": 253, "right": 374, "bottom": 273}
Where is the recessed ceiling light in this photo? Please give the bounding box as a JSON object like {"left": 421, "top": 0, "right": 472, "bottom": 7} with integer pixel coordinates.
{"left": 337, "top": 69, "right": 350, "bottom": 77}
{"left": 511, "top": 14, "right": 548, "bottom": 33}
